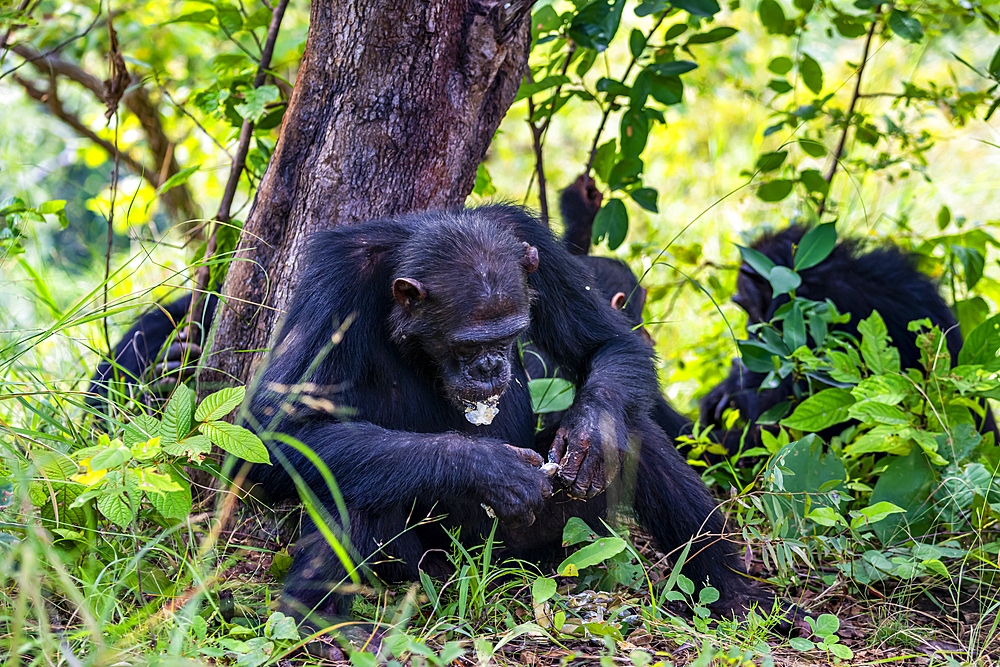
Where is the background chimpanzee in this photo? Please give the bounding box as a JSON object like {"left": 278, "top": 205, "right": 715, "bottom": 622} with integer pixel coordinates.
{"left": 88, "top": 293, "right": 217, "bottom": 412}
{"left": 241, "top": 205, "right": 791, "bottom": 630}
{"left": 700, "top": 225, "right": 1000, "bottom": 449}
{"left": 555, "top": 175, "right": 695, "bottom": 442}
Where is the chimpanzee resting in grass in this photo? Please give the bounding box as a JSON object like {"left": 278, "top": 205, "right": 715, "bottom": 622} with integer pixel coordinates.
{"left": 700, "top": 225, "right": 1000, "bottom": 449}
{"left": 241, "top": 205, "right": 793, "bottom": 631}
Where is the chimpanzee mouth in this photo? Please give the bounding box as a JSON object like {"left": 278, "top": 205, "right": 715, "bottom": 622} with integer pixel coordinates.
{"left": 464, "top": 395, "right": 501, "bottom": 425}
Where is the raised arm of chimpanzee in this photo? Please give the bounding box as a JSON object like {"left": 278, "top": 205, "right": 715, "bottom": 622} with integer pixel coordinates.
{"left": 559, "top": 174, "right": 603, "bottom": 256}
{"left": 493, "top": 206, "right": 659, "bottom": 499}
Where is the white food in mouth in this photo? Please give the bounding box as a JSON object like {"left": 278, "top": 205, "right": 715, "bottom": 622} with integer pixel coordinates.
{"left": 539, "top": 462, "right": 560, "bottom": 476}
{"left": 464, "top": 395, "right": 500, "bottom": 425}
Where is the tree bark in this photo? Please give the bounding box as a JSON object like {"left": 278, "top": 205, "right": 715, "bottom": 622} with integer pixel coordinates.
{"left": 200, "top": 0, "right": 533, "bottom": 391}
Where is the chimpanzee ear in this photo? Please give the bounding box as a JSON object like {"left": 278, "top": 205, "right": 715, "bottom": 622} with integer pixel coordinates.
{"left": 521, "top": 242, "right": 539, "bottom": 274}
{"left": 610, "top": 292, "right": 627, "bottom": 311}
{"left": 393, "top": 277, "right": 427, "bottom": 311}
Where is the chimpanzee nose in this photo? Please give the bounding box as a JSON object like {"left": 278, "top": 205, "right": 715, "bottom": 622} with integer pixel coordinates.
{"left": 472, "top": 356, "right": 501, "bottom": 381}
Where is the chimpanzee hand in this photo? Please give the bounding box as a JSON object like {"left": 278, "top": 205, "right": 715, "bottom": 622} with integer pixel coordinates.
{"left": 547, "top": 403, "right": 622, "bottom": 499}
{"left": 565, "top": 174, "right": 603, "bottom": 219}
{"left": 475, "top": 444, "right": 552, "bottom": 527}
{"left": 144, "top": 330, "right": 203, "bottom": 395}
{"left": 699, "top": 380, "right": 731, "bottom": 424}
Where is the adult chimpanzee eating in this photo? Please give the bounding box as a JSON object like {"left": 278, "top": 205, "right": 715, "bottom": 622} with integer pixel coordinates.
{"left": 88, "top": 293, "right": 218, "bottom": 411}
{"left": 555, "top": 175, "right": 695, "bottom": 442}
{"left": 700, "top": 224, "right": 1000, "bottom": 449}
{"left": 242, "top": 205, "right": 789, "bottom": 629}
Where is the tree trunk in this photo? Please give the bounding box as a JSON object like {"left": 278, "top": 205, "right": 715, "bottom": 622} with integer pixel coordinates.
{"left": 200, "top": 0, "right": 533, "bottom": 391}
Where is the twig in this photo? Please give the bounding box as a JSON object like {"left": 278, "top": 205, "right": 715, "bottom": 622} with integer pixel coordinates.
{"left": 584, "top": 13, "right": 667, "bottom": 174}
{"left": 0, "top": 7, "right": 103, "bottom": 82}
{"left": 0, "top": 0, "right": 33, "bottom": 67}
{"left": 186, "top": 0, "right": 290, "bottom": 338}
{"left": 817, "top": 6, "right": 881, "bottom": 219}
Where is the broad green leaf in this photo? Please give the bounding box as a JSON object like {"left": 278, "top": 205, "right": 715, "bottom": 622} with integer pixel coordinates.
{"left": 698, "top": 586, "right": 720, "bottom": 604}
{"left": 735, "top": 244, "right": 776, "bottom": 277}
{"left": 37, "top": 200, "right": 66, "bottom": 214}
{"left": 768, "top": 78, "right": 793, "bottom": 94}
{"left": 935, "top": 423, "right": 980, "bottom": 465}
{"left": 781, "top": 387, "right": 854, "bottom": 431}
{"left": 215, "top": 3, "right": 243, "bottom": 33}
{"left": 870, "top": 447, "right": 935, "bottom": 543}
{"left": 629, "top": 187, "right": 658, "bottom": 212}
{"left": 758, "top": 0, "right": 787, "bottom": 34}
{"left": 648, "top": 73, "right": 683, "bottom": 105}
{"left": 592, "top": 140, "right": 617, "bottom": 183}
{"left": 145, "top": 465, "right": 192, "bottom": 519}
{"left": 629, "top": 28, "right": 646, "bottom": 58}
{"left": 132, "top": 467, "right": 182, "bottom": 494}
{"left": 97, "top": 489, "right": 135, "bottom": 528}
{"left": 848, "top": 400, "right": 909, "bottom": 425}
{"left": 782, "top": 302, "right": 806, "bottom": 351}
{"left": 195, "top": 386, "right": 246, "bottom": 422}
{"left": 156, "top": 164, "right": 201, "bottom": 196}
{"left": 767, "top": 435, "right": 846, "bottom": 521}
{"left": 558, "top": 537, "right": 626, "bottom": 574}
{"left": 235, "top": 85, "right": 279, "bottom": 124}
{"left": 531, "top": 5, "right": 562, "bottom": 37}
{"left": 768, "top": 56, "right": 793, "bottom": 74}
{"left": 800, "top": 54, "right": 823, "bottom": 94}
{"left": 757, "top": 179, "right": 793, "bottom": 202}
{"left": 264, "top": 612, "right": 300, "bottom": 641}
{"left": 799, "top": 139, "right": 826, "bottom": 157}
{"left": 737, "top": 339, "right": 778, "bottom": 373}
{"left": 608, "top": 157, "right": 642, "bottom": 190}
{"left": 990, "top": 43, "right": 1000, "bottom": 79}
{"left": 646, "top": 60, "right": 698, "bottom": 77}
{"left": 889, "top": 9, "right": 923, "bottom": 42}
{"left": 532, "top": 576, "right": 557, "bottom": 604}
{"left": 200, "top": 421, "right": 270, "bottom": 464}
{"left": 672, "top": 0, "right": 721, "bottom": 18}
{"left": 793, "top": 223, "right": 836, "bottom": 271}
{"left": 849, "top": 501, "right": 906, "bottom": 530}
{"left": 91, "top": 444, "right": 132, "bottom": 470}
{"left": 799, "top": 168, "right": 829, "bottom": 196}
{"left": 952, "top": 245, "right": 985, "bottom": 290}
{"left": 165, "top": 9, "right": 215, "bottom": 24}
{"left": 833, "top": 14, "right": 867, "bottom": 38}
{"left": 592, "top": 198, "right": 628, "bottom": 249}
{"left": 859, "top": 312, "right": 900, "bottom": 374}
{"left": 514, "top": 75, "right": 570, "bottom": 103}
{"left": 162, "top": 384, "right": 196, "bottom": 448}
{"left": 768, "top": 266, "right": 801, "bottom": 296}
{"left": 685, "top": 27, "right": 737, "bottom": 44}
{"left": 563, "top": 516, "right": 600, "bottom": 546}
{"left": 529, "top": 377, "right": 575, "bottom": 414}
{"left": 789, "top": 637, "right": 816, "bottom": 652}
{"left": 852, "top": 375, "right": 909, "bottom": 406}
{"left": 755, "top": 150, "right": 787, "bottom": 172}
{"left": 807, "top": 507, "right": 844, "bottom": 527}
{"left": 569, "top": 0, "right": 627, "bottom": 51}
{"left": 635, "top": 0, "right": 671, "bottom": 16}
{"left": 619, "top": 107, "right": 649, "bottom": 158}
{"left": 123, "top": 414, "right": 161, "bottom": 447}
{"left": 957, "top": 312, "right": 1000, "bottom": 370}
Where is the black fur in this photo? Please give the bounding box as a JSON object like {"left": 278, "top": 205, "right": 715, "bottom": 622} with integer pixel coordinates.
{"left": 701, "top": 225, "right": 999, "bottom": 448}
{"left": 242, "top": 206, "right": 770, "bottom": 624}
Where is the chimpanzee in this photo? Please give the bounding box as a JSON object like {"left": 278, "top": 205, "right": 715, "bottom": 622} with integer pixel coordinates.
{"left": 700, "top": 225, "right": 1000, "bottom": 448}
{"left": 88, "top": 293, "right": 217, "bottom": 411}
{"left": 241, "top": 205, "right": 792, "bottom": 631}
{"left": 556, "top": 175, "right": 694, "bottom": 442}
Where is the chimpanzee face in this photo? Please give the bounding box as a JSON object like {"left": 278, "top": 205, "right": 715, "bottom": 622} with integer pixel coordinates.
{"left": 390, "top": 228, "right": 538, "bottom": 415}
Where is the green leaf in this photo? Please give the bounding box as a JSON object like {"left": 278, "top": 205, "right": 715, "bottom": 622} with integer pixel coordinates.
{"left": 793, "top": 223, "right": 837, "bottom": 271}
{"left": 952, "top": 245, "right": 985, "bottom": 290}
{"left": 783, "top": 302, "right": 806, "bottom": 350}
{"left": 768, "top": 78, "right": 793, "bottom": 94}
{"left": 472, "top": 162, "right": 497, "bottom": 198}
{"left": 162, "top": 384, "right": 196, "bottom": 448}
{"left": 529, "top": 377, "right": 575, "bottom": 413}
{"left": 755, "top": 150, "right": 787, "bottom": 172}
{"left": 870, "top": 447, "right": 935, "bottom": 543}
{"left": 97, "top": 489, "right": 135, "bottom": 528}
{"left": 757, "top": 179, "right": 793, "bottom": 202}
{"left": 264, "top": 611, "right": 300, "bottom": 641}
{"left": 532, "top": 576, "right": 557, "bottom": 604}
{"left": 800, "top": 139, "right": 826, "bottom": 157}
{"left": 768, "top": 266, "right": 801, "bottom": 296}
{"left": 849, "top": 501, "right": 906, "bottom": 530}
{"left": 215, "top": 3, "right": 243, "bottom": 33}
{"left": 592, "top": 198, "right": 629, "bottom": 250}
{"left": 958, "top": 312, "right": 1000, "bottom": 370}
{"left": 629, "top": 28, "right": 646, "bottom": 58}
{"left": 124, "top": 415, "right": 161, "bottom": 447}
{"left": 558, "top": 537, "right": 627, "bottom": 574}
{"left": 800, "top": 54, "right": 824, "bottom": 94}
{"left": 592, "top": 140, "right": 618, "bottom": 184}
{"left": 736, "top": 244, "right": 776, "bottom": 278}
{"left": 807, "top": 507, "right": 844, "bottom": 527}
{"left": 562, "top": 516, "right": 600, "bottom": 546}
{"left": 200, "top": 421, "right": 270, "bottom": 464}
{"left": 990, "top": 44, "right": 1000, "bottom": 79}
{"left": 608, "top": 157, "right": 642, "bottom": 191}
{"left": 852, "top": 375, "right": 909, "bottom": 406}
{"left": 648, "top": 73, "right": 683, "bottom": 105}
{"left": 833, "top": 14, "right": 867, "bottom": 38}
{"left": 889, "top": 9, "right": 923, "bottom": 42}
{"left": 37, "top": 200, "right": 66, "bottom": 214}
{"left": 646, "top": 60, "right": 698, "bottom": 77}
{"left": 789, "top": 637, "right": 816, "bottom": 651}
{"left": 663, "top": 23, "right": 687, "bottom": 40}
{"left": 619, "top": 107, "right": 649, "bottom": 158}
{"left": 514, "top": 75, "right": 570, "bottom": 103}
{"left": 165, "top": 9, "right": 216, "bottom": 24}
{"left": 858, "top": 312, "right": 900, "bottom": 374}
{"left": 781, "top": 387, "right": 855, "bottom": 431}
{"left": 698, "top": 586, "right": 720, "bottom": 604}
{"left": 195, "top": 387, "right": 246, "bottom": 422}
{"left": 738, "top": 340, "right": 778, "bottom": 373}
{"left": 91, "top": 444, "right": 133, "bottom": 470}
{"left": 672, "top": 0, "right": 721, "bottom": 18}
{"left": 799, "top": 168, "right": 829, "bottom": 196}
{"left": 629, "top": 187, "right": 658, "bottom": 212}
{"left": 758, "top": 0, "right": 787, "bottom": 34}
{"left": 235, "top": 85, "right": 279, "bottom": 124}
{"left": 532, "top": 5, "right": 562, "bottom": 37}
{"left": 685, "top": 27, "right": 737, "bottom": 44}
{"left": 569, "top": 0, "right": 627, "bottom": 52}
{"left": 848, "top": 401, "right": 909, "bottom": 425}
{"left": 146, "top": 465, "right": 192, "bottom": 519}
{"left": 768, "top": 56, "right": 793, "bottom": 74}
{"left": 156, "top": 164, "right": 201, "bottom": 196}
{"left": 829, "top": 644, "right": 854, "bottom": 660}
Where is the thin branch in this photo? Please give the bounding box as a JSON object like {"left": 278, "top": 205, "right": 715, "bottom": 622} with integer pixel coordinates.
{"left": 818, "top": 6, "right": 881, "bottom": 218}
{"left": 186, "top": 0, "right": 291, "bottom": 338}
{"left": 0, "top": 7, "right": 103, "bottom": 82}
{"left": 585, "top": 12, "right": 667, "bottom": 174}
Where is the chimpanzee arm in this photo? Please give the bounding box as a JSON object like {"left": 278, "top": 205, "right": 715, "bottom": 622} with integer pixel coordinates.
{"left": 495, "top": 207, "right": 659, "bottom": 496}
{"left": 559, "top": 175, "right": 602, "bottom": 256}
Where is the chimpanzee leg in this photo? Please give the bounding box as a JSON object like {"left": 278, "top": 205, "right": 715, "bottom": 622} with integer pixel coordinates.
{"left": 628, "top": 416, "right": 758, "bottom": 608}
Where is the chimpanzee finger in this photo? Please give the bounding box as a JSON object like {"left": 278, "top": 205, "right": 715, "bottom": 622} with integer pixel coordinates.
{"left": 503, "top": 444, "right": 543, "bottom": 467}
{"left": 713, "top": 392, "right": 731, "bottom": 421}
{"left": 164, "top": 341, "right": 203, "bottom": 362}
{"left": 548, "top": 429, "right": 568, "bottom": 465}
{"left": 572, "top": 450, "right": 602, "bottom": 499}
{"left": 557, "top": 434, "right": 589, "bottom": 486}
